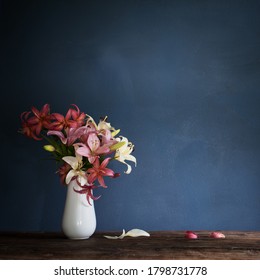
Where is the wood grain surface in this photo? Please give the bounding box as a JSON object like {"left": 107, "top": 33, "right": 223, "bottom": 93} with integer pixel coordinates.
{"left": 0, "top": 231, "right": 259, "bottom": 260}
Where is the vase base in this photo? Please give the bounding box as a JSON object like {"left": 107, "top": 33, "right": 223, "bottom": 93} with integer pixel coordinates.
{"left": 66, "top": 236, "right": 90, "bottom": 240}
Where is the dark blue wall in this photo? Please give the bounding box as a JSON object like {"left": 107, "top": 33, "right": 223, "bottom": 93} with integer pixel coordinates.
{"left": 1, "top": 0, "right": 260, "bottom": 231}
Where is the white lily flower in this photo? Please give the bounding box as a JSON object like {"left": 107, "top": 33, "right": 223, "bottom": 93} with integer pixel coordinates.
{"left": 86, "top": 114, "right": 116, "bottom": 132}
{"left": 97, "top": 116, "right": 113, "bottom": 131}
{"left": 62, "top": 152, "right": 88, "bottom": 186}
{"left": 114, "top": 136, "right": 136, "bottom": 174}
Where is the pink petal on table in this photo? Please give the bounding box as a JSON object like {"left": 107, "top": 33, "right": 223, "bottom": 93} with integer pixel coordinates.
{"left": 185, "top": 231, "right": 198, "bottom": 239}
{"left": 210, "top": 232, "right": 225, "bottom": 239}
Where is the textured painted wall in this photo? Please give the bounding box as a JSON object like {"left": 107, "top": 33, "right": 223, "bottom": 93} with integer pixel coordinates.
{"left": 1, "top": 0, "right": 260, "bottom": 231}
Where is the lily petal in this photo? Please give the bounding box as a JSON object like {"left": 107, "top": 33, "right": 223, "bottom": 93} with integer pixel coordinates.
{"left": 124, "top": 229, "right": 150, "bottom": 237}
{"left": 47, "top": 130, "right": 66, "bottom": 144}
{"left": 185, "top": 231, "right": 198, "bottom": 239}
{"left": 111, "top": 129, "right": 120, "bottom": 137}
{"left": 210, "top": 232, "right": 225, "bottom": 239}
{"left": 77, "top": 172, "right": 89, "bottom": 186}
{"left": 65, "top": 169, "right": 76, "bottom": 185}
{"left": 124, "top": 154, "right": 137, "bottom": 166}
{"left": 104, "top": 229, "right": 150, "bottom": 239}
{"left": 125, "top": 162, "right": 132, "bottom": 174}
{"left": 62, "top": 156, "right": 79, "bottom": 170}
{"left": 104, "top": 230, "right": 126, "bottom": 239}
{"left": 118, "top": 229, "right": 126, "bottom": 239}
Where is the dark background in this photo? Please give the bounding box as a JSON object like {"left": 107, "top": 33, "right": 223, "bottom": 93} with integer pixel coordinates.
{"left": 1, "top": 0, "right": 260, "bottom": 232}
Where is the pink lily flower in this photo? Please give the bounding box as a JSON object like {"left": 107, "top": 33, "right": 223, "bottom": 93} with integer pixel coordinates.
{"left": 76, "top": 133, "right": 110, "bottom": 164}
{"left": 87, "top": 158, "right": 115, "bottom": 188}
{"left": 84, "top": 115, "right": 118, "bottom": 146}
{"left": 185, "top": 231, "right": 198, "bottom": 239}
{"left": 210, "top": 232, "right": 225, "bottom": 239}
{"left": 57, "top": 162, "right": 72, "bottom": 185}
{"left": 69, "top": 104, "right": 86, "bottom": 127}
{"left": 50, "top": 104, "right": 86, "bottom": 131}
{"left": 47, "top": 126, "right": 90, "bottom": 146}
{"left": 20, "top": 111, "right": 42, "bottom": 140}
{"left": 73, "top": 185, "right": 101, "bottom": 206}
{"left": 27, "top": 104, "right": 52, "bottom": 135}
{"left": 99, "top": 129, "right": 118, "bottom": 146}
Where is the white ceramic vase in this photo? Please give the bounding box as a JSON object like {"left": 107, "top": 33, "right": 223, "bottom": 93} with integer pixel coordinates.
{"left": 62, "top": 180, "right": 96, "bottom": 240}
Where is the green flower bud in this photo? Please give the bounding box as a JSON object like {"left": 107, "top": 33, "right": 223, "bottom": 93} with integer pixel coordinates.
{"left": 43, "top": 145, "right": 55, "bottom": 152}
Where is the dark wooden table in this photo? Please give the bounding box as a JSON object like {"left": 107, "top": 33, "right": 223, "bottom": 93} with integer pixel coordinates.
{"left": 0, "top": 231, "right": 259, "bottom": 260}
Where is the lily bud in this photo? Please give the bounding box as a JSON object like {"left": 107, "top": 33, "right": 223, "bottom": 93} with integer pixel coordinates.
{"left": 111, "top": 129, "right": 120, "bottom": 137}
{"left": 43, "top": 145, "right": 55, "bottom": 152}
{"left": 110, "top": 141, "right": 126, "bottom": 151}
{"left": 185, "top": 231, "right": 198, "bottom": 239}
{"left": 210, "top": 232, "right": 225, "bottom": 239}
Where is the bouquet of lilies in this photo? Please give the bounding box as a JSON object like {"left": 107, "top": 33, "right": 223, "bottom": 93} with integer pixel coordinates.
{"left": 19, "top": 104, "right": 136, "bottom": 204}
